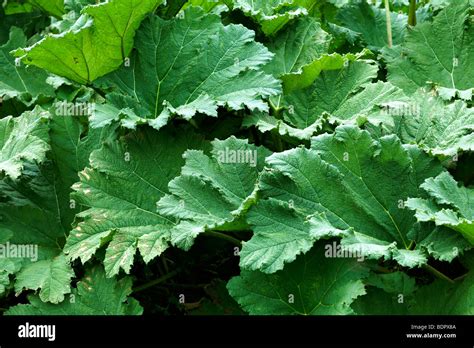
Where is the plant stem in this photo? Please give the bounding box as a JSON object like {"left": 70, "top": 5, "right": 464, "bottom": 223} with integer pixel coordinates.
{"left": 423, "top": 264, "right": 455, "bottom": 284}
{"left": 271, "top": 130, "right": 284, "bottom": 152}
{"left": 453, "top": 273, "right": 468, "bottom": 282}
{"left": 408, "top": 0, "right": 417, "bottom": 26}
{"left": 133, "top": 269, "right": 181, "bottom": 293}
{"left": 205, "top": 230, "right": 242, "bottom": 247}
{"left": 384, "top": 0, "right": 393, "bottom": 48}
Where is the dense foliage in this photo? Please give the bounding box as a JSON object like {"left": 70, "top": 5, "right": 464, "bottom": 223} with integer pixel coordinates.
{"left": 0, "top": 0, "right": 473, "bottom": 315}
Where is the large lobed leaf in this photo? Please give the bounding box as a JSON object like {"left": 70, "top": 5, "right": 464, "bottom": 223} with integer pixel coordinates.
{"left": 93, "top": 7, "right": 280, "bottom": 130}
{"left": 228, "top": 242, "right": 369, "bottom": 315}
{"left": 158, "top": 137, "right": 271, "bottom": 250}
{"left": 246, "top": 61, "right": 406, "bottom": 140}
{"left": 368, "top": 90, "right": 474, "bottom": 157}
{"left": 227, "top": 0, "right": 315, "bottom": 36}
{"left": 15, "top": 0, "right": 164, "bottom": 84}
{"left": 407, "top": 172, "right": 474, "bottom": 245}
{"left": 63, "top": 127, "right": 208, "bottom": 277}
{"left": 0, "top": 27, "right": 55, "bottom": 104}
{"left": 0, "top": 107, "right": 50, "bottom": 180}
{"left": 240, "top": 125, "right": 470, "bottom": 274}
{"left": 384, "top": 0, "right": 474, "bottom": 100}
{"left": 0, "top": 112, "right": 113, "bottom": 301}
{"left": 336, "top": 1, "right": 407, "bottom": 51}
{"left": 6, "top": 266, "right": 142, "bottom": 315}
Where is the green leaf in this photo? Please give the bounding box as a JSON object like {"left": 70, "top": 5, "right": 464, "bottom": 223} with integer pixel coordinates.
{"left": 337, "top": 1, "right": 407, "bottom": 51}
{"left": 228, "top": 242, "right": 369, "bottom": 315}
{"left": 158, "top": 136, "right": 270, "bottom": 250}
{"left": 247, "top": 61, "right": 406, "bottom": 140}
{"left": 6, "top": 266, "right": 143, "bottom": 315}
{"left": 29, "top": 0, "right": 65, "bottom": 18}
{"left": 406, "top": 172, "right": 474, "bottom": 245}
{"left": 384, "top": 0, "right": 474, "bottom": 100}
{"left": 352, "top": 287, "right": 409, "bottom": 315}
{"left": 365, "top": 271, "right": 417, "bottom": 295}
{"left": 0, "top": 27, "right": 54, "bottom": 104}
{"left": 0, "top": 258, "right": 22, "bottom": 295}
{"left": 241, "top": 126, "right": 456, "bottom": 273}
{"left": 0, "top": 107, "right": 50, "bottom": 180}
{"left": 0, "top": 159, "right": 78, "bottom": 300}
{"left": 228, "top": 0, "right": 313, "bottom": 36}
{"left": 14, "top": 254, "right": 74, "bottom": 304}
{"left": 93, "top": 7, "right": 280, "bottom": 130}
{"left": 15, "top": 0, "right": 164, "bottom": 84}
{"left": 409, "top": 275, "right": 474, "bottom": 314}
{"left": 369, "top": 91, "right": 474, "bottom": 157}
{"left": 182, "top": 0, "right": 227, "bottom": 14}
{"left": 63, "top": 127, "right": 207, "bottom": 277}
{"left": 49, "top": 113, "right": 117, "bottom": 225}
{"left": 263, "top": 17, "right": 332, "bottom": 92}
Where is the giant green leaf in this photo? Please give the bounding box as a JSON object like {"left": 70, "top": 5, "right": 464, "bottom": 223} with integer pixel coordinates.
{"left": 0, "top": 162, "right": 75, "bottom": 301}
{"left": 14, "top": 254, "right": 74, "bottom": 304}
{"left": 63, "top": 127, "right": 207, "bottom": 277}
{"left": 93, "top": 7, "right": 280, "bottom": 131}
{"left": 158, "top": 137, "right": 271, "bottom": 250}
{"left": 240, "top": 126, "right": 470, "bottom": 273}
{"left": 263, "top": 17, "right": 332, "bottom": 92}
{"left": 15, "top": 0, "right": 164, "bottom": 84}
{"left": 408, "top": 276, "right": 474, "bottom": 314}
{"left": 384, "top": 0, "right": 474, "bottom": 100}
{"left": 246, "top": 61, "right": 406, "bottom": 140}
{"left": 228, "top": 242, "right": 369, "bottom": 315}
{"left": 354, "top": 264, "right": 474, "bottom": 315}
{"left": 369, "top": 91, "right": 474, "bottom": 157}
{"left": 0, "top": 107, "right": 50, "bottom": 180}
{"left": 49, "top": 113, "right": 117, "bottom": 225}
{"left": 227, "top": 0, "right": 314, "bottom": 36}
{"left": 6, "top": 266, "right": 143, "bottom": 315}
{"left": 337, "top": 1, "right": 407, "bottom": 51}
{"left": 1, "top": 112, "right": 114, "bottom": 301}
{"left": 0, "top": 27, "right": 54, "bottom": 104}
{"left": 406, "top": 172, "right": 474, "bottom": 245}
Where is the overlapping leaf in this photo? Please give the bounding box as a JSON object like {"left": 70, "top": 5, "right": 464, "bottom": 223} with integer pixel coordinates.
{"left": 337, "top": 1, "right": 407, "bottom": 51}
{"left": 0, "top": 112, "right": 116, "bottom": 301}
{"left": 15, "top": 0, "right": 163, "bottom": 84}
{"left": 6, "top": 266, "right": 143, "bottom": 315}
{"left": 93, "top": 7, "right": 280, "bottom": 130}
{"left": 263, "top": 17, "right": 331, "bottom": 92}
{"left": 29, "top": 0, "right": 65, "bottom": 17}
{"left": 0, "top": 28, "right": 54, "bottom": 104}
{"left": 384, "top": 0, "right": 474, "bottom": 100}
{"left": 355, "top": 253, "right": 474, "bottom": 315}
{"left": 158, "top": 137, "right": 271, "bottom": 250}
{"left": 63, "top": 127, "right": 207, "bottom": 277}
{"left": 0, "top": 107, "right": 50, "bottom": 180}
{"left": 227, "top": 0, "right": 315, "bottom": 35}
{"left": 240, "top": 125, "right": 470, "bottom": 274}
{"left": 14, "top": 254, "right": 74, "bottom": 304}
{"left": 369, "top": 91, "right": 474, "bottom": 157}
{"left": 406, "top": 172, "right": 474, "bottom": 245}
{"left": 246, "top": 61, "right": 406, "bottom": 140}
{"left": 228, "top": 242, "right": 369, "bottom": 315}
